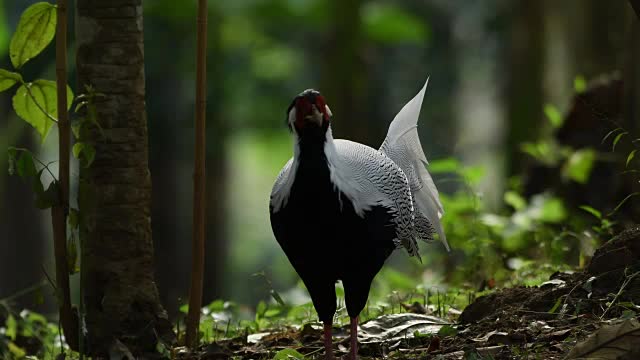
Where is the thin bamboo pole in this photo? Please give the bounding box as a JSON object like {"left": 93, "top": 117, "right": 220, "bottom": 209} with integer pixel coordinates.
{"left": 53, "top": 0, "right": 78, "bottom": 350}
{"left": 186, "top": 0, "right": 208, "bottom": 349}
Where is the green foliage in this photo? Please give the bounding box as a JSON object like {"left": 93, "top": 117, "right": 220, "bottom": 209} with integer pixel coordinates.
{"left": 7, "top": 147, "right": 60, "bottom": 209}
{"left": 0, "top": 308, "right": 66, "bottom": 359}
{"left": 9, "top": 2, "right": 57, "bottom": 69}
{"left": 0, "top": 69, "right": 22, "bottom": 92}
{"left": 573, "top": 75, "right": 587, "bottom": 93}
{"left": 72, "top": 142, "right": 96, "bottom": 168}
{"left": 12, "top": 80, "right": 74, "bottom": 141}
{"left": 563, "top": 149, "right": 595, "bottom": 184}
{"left": 273, "top": 348, "right": 305, "bottom": 359}
{"left": 579, "top": 205, "right": 601, "bottom": 220}
{"left": 362, "top": 2, "right": 430, "bottom": 44}
{"left": 544, "top": 104, "right": 563, "bottom": 128}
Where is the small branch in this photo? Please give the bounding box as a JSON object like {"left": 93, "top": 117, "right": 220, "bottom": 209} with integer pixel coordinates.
{"left": 0, "top": 280, "right": 48, "bottom": 303}
{"left": 600, "top": 270, "right": 640, "bottom": 319}
{"left": 186, "top": 0, "right": 208, "bottom": 349}
{"left": 53, "top": 0, "right": 78, "bottom": 351}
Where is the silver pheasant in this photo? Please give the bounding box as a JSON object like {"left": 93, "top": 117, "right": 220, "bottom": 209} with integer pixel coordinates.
{"left": 271, "top": 78, "right": 449, "bottom": 259}
{"left": 269, "top": 78, "right": 448, "bottom": 360}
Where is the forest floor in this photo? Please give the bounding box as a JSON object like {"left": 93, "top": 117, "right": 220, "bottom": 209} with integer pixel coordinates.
{"left": 176, "top": 227, "right": 640, "bottom": 360}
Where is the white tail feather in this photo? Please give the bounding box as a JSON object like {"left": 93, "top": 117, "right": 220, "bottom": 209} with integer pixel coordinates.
{"left": 380, "top": 77, "right": 450, "bottom": 251}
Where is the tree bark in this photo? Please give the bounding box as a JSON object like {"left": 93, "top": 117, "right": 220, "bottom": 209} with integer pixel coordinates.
{"left": 504, "top": 0, "right": 545, "bottom": 176}
{"left": 320, "top": 0, "right": 371, "bottom": 144}
{"left": 75, "top": 0, "right": 173, "bottom": 355}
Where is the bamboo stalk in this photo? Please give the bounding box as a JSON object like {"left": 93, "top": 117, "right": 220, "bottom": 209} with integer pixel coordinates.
{"left": 53, "top": 0, "right": 78, "bottom": 350}
{"left": 186, "top": 0, "right": 208, "bottom": 349}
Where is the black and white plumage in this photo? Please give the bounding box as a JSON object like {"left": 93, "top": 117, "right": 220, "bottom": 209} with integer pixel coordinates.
{"left": 269, "top": 79, "right": 447, "bottom": 359}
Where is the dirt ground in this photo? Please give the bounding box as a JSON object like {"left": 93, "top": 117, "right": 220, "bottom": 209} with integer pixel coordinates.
{"left": 176, "top": 227, "right": 640, "bottom": 359}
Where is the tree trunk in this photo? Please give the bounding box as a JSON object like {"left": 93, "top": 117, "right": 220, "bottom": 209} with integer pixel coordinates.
{"left": 504, "top": 0, "right": 545, "bottom": 176}
{"left": 75, "top": 0, "right": 173, "bottom": 355}
{"left": 320, "top": 0, "right": 370, "bottom": 144}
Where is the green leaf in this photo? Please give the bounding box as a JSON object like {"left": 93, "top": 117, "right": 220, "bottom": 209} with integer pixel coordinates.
{"left": 73, "top": 142, "right": 96, "bottom": 167}
{"left": 428, "top": 158, "right": 461, "bottom": 174}
{"left": 504, "top": 191, "right": 526, "bottom": 211}
{"left": 544, "top": 104, "right": 563, "bottom": 128}
{"left": 609, "top": 192, "right": 640, "bottom": 217}
{"left": 574, "top": 75, "right": 587, "bottom": 94}
{"left": 579, "top": 205, "right": 602, "bottom": 220}
{"left": 71, "top": 119, "right": 83, "bottom": 139}
{"left": 548, "top": 297, "right": 563, "bottom": 314}
{"left": 0, "top": 68, "right": 22, "bottom": 91}
{"left": 264, "top": 308, "right": 281, "bottom": 318}
{"left": 272, "top": 348, "right": 305, "bottom": 360}
{"left": 438, "top": 325, "right": 458, "bottom": 337}
{"left": 72, "top": 142, "right": 83, "bottom": 158}
{"left": 564, "top": 149, "right": 595, "bottom": 184}
{"left": 12, "top": 80, "right": 74, "bottom": 141}
{"left": 7, "top": 342, "right": 26, "bottom": 359}
{"left": 601, "top": 127, "right": 623, "bottom": 145}
{"left": 256, "top": 301, "right": 267, "bottom": 318}
{"left": 362, "top": 3, "right": 429, "bottom": 44}
{"left": 612, "top": 132, "right": 628, "bottom": 152}
{"left": 16, "top": 150, "right": 38, "bottom": 178}
{"left": 9, "top": 2, "right": 57, "bottom": 68}
{"left": 5, "top": 314, "right": 17, "bottom": 340}
{"left": 539, "top": 197, "right": 567, "bottom": 223}
{"left": 626, "top": 149, "right": 636, "bottom": 168}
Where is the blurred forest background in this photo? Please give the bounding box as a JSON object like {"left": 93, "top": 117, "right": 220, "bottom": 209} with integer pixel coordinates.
{"left": 1, "top": 0, "right": 638, "bottom": 321}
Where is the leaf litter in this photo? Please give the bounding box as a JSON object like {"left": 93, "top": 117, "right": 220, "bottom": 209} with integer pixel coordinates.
{"left": 173, "top": 227, "right": 640, "bottom": 359}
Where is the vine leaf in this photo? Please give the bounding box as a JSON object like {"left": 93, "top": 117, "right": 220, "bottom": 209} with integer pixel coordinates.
{"left": 12, "top": 80, "right": 73, "bottom": 141}
{"left": 9, "top": 2, "right": 57, "bottom": 69}
{"left": 566, "top": 319, "right": 640, "bottom": 359}
{"left": 73, "top": 142, "right": 96, "bottom": 168}
{"left": 6, "top": 148, "right": 37, "bottom": 178}
{"left": 0, "top": 69, "right": 23, "bottom": 92}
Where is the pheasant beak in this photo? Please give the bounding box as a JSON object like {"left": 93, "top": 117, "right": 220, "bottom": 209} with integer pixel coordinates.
{"left": 302, "top": 104, "right": 324, "bottom": 127}
{"left": 286, "top": 90, "right": 332, "bottom": 132}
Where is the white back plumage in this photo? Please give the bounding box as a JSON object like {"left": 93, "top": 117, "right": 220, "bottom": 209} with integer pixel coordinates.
{"left": 380, "top": 78, "right": 449, "bottom": 251}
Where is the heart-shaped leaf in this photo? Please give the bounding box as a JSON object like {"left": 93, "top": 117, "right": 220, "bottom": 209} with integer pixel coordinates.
{"left": 9, "top": 2, "right": 57, "bottom": 69}
{"left": 12, "top": 80, "right": 73, "bottom": 141}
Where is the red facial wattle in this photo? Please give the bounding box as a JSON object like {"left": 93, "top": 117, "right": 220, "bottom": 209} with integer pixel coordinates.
{"left": 315, "top": 95, "right": 331, "bottom": 121}
{"left": 294, "top": 95, "right": 330, "bottom": 129}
